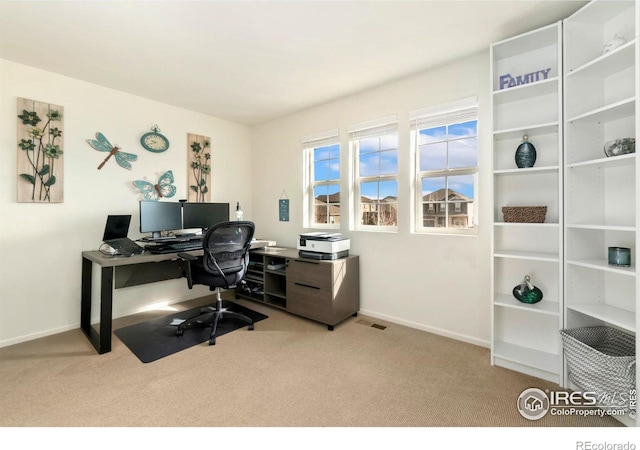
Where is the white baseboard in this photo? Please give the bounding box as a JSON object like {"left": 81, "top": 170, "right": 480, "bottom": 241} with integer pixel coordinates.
{"left": 1, "top": 297, "right": 490, "bottom": 351}
{"left": 0, "top": 293, "right": 208, "bottom": 350}
{"left": 358, "top": 308, "right": 490, "bottom": 349}
{"left": 0, "top": 324, "right": 79, "bottom": 349}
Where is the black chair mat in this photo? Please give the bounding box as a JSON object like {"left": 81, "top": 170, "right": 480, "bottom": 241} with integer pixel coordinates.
{"left": 114, "top": 301, "right": 268, "bottom": 363}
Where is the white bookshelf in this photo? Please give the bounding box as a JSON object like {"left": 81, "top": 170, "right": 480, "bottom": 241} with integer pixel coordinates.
{"left": 490, "top": 21, "right": 564, "bottom": 384}
{"left": 563, "top": 0, "right": 638, "bottom": 426}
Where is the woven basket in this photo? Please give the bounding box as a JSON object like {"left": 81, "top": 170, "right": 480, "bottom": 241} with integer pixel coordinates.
{"left": 502, "top": 206, "right": 547, "bottom": 223}
{"left": 560, "top": 326, "right": 636, "bottom": 411}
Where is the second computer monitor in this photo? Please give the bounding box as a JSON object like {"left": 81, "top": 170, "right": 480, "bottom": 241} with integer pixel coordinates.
{"left": 182, "top": 202, "right": 230, "bottom": 232}
{"left": 139, "top": 201, "right": 183, "bottom": 239}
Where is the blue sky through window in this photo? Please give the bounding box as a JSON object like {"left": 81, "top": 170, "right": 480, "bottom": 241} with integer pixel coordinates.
{"left": 419, "top": 120, "right": 477, "bottom": 199}
{"left": 311, "top": 121, "right": 476, "bottom": 201}
{"left": 361, "top": 180, "right": 398, "bottom": 200}
{"left": 313, "top": 144, "right": 340, "bottom": 182}
{"left": 358, "top": 134, "right": 398, "bottom": 199}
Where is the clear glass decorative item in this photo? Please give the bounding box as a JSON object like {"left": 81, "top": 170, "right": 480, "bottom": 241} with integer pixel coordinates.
{"left": 512, "top": 275, "right": 543, "bottom": 304}
{"left": 604, "top": 138, "right": 635, "bottom": 157}
{"left": 603, "top": 34, "right": 626, "bottom": 54}
{"left": 515, "top": 135, "right": 536, "bottom": 168}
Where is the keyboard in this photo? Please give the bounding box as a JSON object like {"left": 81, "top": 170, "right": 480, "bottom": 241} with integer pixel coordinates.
{"left": 145, "top": 241, "right": 203, "bottom": 254}
{"left": 140, "top": 236, "right": 177, "bottom": 242}
{"left": 168, "top": 241, "right": 203, "bottom": 251}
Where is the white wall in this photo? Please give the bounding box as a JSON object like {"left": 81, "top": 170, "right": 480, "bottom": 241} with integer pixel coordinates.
{"left": 250, "top": 51, "right": 492, "bottom": 346}
{"left": 1, "top": 51, "right": 493, "bottom": 349}
{"left": 0, "top": 59, "right": 253, "bottom": 347}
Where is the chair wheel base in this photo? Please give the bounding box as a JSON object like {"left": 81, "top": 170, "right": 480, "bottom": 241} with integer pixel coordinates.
{"left": 248, "top": 324, "right": 254, "bottom": 331}
{"left": 176, "top": 329, "right": 184, "bottom": 337}
{"left": 209, "top": 338, "right": 216, "bottom": 345}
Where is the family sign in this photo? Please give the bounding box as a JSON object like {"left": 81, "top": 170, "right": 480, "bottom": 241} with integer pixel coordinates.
{"left": 499, "top": 68, "right": 552, "bottom": 90}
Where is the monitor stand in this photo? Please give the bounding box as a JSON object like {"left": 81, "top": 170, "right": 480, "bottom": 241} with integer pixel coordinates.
{"left": 141, "top": 232, "right": 176, "bottom": 242}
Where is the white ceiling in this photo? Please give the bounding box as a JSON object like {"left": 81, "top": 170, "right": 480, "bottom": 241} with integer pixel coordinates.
{"left": 0, "top": 1, "right": 586, "bottom": 126}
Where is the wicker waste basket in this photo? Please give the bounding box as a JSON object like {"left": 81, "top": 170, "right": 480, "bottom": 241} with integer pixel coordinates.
{"left": 560, "top": 326, "right": 636, "bottom": 412}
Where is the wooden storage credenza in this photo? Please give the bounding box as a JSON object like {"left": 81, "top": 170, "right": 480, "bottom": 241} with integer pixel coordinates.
{"left": 235, "top": 247, "right": 359, "bottom": 329}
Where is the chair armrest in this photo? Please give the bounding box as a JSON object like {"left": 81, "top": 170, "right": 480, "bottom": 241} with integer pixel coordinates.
{"left": 176, "top": 253, "right": 196, "bottom": 289}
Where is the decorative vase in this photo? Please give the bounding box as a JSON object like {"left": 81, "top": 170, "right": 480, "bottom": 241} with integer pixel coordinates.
{"left": 512, "top": 275, "right": 543, "bottom": 304}
{"left": 604, "top": 138, "right": 635, "bottom": 157}
{"left": 608, "top": 247, "right": 631, "bottom": 267}
{"left": 515, "top": 135, "right": 537, "bottom": 168}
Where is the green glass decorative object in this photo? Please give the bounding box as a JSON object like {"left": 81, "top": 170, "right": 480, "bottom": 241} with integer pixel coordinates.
{"left": 608, "top": 247, "right": 631, "bottom": 267}
{"left": 515, "top": 134, "right": 537, "bottom": 168}
{"left": 512, "top": 275, "right": 543, "bottom": 304}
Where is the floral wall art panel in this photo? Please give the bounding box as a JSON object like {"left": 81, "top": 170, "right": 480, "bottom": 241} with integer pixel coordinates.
{"left": 187, "top": 133, "right": 211, "bottom": 203}
{"left": 17, "top": 97, "right": 64, "bottom": 203}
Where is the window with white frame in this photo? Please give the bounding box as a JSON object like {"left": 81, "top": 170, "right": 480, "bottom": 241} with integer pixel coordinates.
{"left": 349, "top": 117, "right": 398, "bottom": 230}
{"left": 410, "top": 97, "right": 478, "bottom": 234}
{"left": 303, "top": 130, "right": 341, "bottom": 227}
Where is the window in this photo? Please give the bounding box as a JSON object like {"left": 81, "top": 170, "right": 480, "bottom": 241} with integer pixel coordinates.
{"left": 349, "top": 116, "right": 398, "bottom": 230}
{"left": 303, "top": 130, "right": 340, "bottom": 227}
{"left": 410, "top": 97, "right": 478, "bottom": 234}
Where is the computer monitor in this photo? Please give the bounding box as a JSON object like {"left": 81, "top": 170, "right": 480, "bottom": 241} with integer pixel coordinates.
{"left": 182, "top": 202, "right": 230, "bottom": 232}
{"left": 139, "top": 201, "right": 183, "bottom": 239}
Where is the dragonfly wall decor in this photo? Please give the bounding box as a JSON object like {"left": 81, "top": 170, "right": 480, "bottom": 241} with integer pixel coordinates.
{"left": 86, "top": 132, "right": 137, "bottom": 170}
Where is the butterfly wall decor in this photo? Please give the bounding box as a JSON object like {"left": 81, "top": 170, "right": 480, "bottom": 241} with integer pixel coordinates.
{"left": 133, "top": 170, "right": 177, "bottom": 201}
{"left": 86, "top": 132, "right": 137, "bottom": 170}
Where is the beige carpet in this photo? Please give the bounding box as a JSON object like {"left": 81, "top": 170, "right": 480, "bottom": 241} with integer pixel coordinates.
{"left": 0, "top": 294, "right": 625, "bottom": 428}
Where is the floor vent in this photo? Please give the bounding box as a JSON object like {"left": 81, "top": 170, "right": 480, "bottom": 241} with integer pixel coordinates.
{"left": 355, "top": 319, "right": 386, "bottom": 330}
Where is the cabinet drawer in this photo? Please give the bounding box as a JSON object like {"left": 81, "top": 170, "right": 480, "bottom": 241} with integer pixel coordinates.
{"left": 286, "top": 281, "right": 333, "bottom": 325}
{"left": 286, "top": 258, "right": 332, "bottom": 290}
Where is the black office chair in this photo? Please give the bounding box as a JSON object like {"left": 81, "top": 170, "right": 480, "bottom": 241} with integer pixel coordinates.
{"left": 175, "top": 221, "right": 255, "bottom": 345}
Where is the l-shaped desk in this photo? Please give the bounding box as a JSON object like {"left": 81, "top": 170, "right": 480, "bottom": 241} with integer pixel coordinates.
{"left": 81, "top": 240, "right": 275, "bottom": 354}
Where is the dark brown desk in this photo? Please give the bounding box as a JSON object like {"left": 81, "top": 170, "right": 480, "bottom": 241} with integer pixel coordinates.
{"left": 81, "top": 240, "right": 275, "bottom": 354}
{"left": 80, "top": 250, "right": 195, "bottom": 354}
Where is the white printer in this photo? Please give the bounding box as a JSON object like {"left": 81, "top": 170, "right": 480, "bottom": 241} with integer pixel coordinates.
{"left": 298, "top": 232, "right": 350, "bottom": 260}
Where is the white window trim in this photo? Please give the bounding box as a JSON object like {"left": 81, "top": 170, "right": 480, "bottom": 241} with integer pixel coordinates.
{"left": 302, "top": 129, "right": 340, "bottom": 229}
{"left": 410, "top": 97, "right": 478, "bottom": 236}
{"left": 349, "top": 116, "right": 399, "bottom": 232}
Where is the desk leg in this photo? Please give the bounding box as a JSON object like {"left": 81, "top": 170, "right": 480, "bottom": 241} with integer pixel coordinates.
{"left": 81, "top": 256, "right": 114, "bottom": 354}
